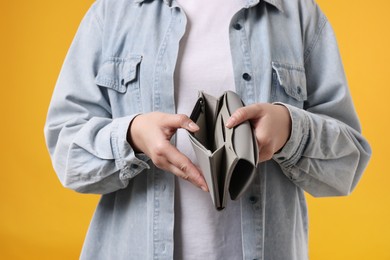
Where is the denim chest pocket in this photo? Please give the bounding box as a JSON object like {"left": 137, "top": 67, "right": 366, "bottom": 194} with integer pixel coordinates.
{"left": 95, "top": 55, "right": 143, "bottom": 115}
{"left": 271, "top": 61, "right": 307, "bottom": 108}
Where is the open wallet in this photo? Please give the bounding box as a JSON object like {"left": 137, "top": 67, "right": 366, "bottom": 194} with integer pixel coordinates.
{"left": 188, "top": 91, "right": 259, "bottom": 210}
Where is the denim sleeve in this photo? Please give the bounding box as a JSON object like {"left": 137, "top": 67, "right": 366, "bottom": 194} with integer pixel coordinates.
{"left": 44, "top": 4, "right": 149, "bottom": 194}
{"left": 273, "top": 10, "right": 371, "bottom": 197}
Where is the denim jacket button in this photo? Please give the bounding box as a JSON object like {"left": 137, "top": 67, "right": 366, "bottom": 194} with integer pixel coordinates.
{"left": 233, "top": 23, "right": 242, "bottom": 30}
{"left": 249, "top": 195, "right": 258, "bottom": 204}
{"left": 131, "top": 164, "right": 139, "bottom": 169}
{"left": 242, "top": 73, "right": 251, "bottom": 81}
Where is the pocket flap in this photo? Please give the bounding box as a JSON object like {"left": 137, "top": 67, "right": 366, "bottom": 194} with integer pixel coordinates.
{"left": 272, "top": 62, "right": 307, "bottom": 101}
{"left": 95, "top": 55, "right": 142, "bottom": 93}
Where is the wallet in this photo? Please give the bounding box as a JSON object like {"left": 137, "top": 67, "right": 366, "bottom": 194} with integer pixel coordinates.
{"left": 188, "top": 91, "right": 259, "bottom": 210}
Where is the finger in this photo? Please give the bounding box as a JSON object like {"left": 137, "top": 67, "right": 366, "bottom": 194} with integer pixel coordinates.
{"left": 167, "top": 162, "right": 209, "bottom": 192}
{"left": 225, "top": 104, "right": 263, "bottom": 128}
{"left": 154, "top": 155, "right": 206, "bottom": 190}
{"left": 163, "top": 114, "right": 199, "bottom": 132}
{"left": 164, "top": 145, "right": 208, "bottom": 191}
{"left": 169, "top": 163, "right": 209, "bottom": 192}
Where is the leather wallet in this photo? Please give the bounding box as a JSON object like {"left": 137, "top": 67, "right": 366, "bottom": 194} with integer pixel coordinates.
{"left": 188, "top": 91, "right": 259, "bottom": 210}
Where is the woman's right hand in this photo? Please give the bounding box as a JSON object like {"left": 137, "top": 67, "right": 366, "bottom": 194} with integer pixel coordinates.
{"left": 127, "top": 112, "right": 208, "bottom": 192}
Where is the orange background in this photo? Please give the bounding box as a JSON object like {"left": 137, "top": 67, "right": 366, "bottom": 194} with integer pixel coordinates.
{"left": 0, "top": 0, "right": 389, "bottom": 259}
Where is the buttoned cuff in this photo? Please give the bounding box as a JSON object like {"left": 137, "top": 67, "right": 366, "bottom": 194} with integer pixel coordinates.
{"left": 272, "top": 103, "right": 309, "bottom": 175}
{"left": 110, "top": 115, "right": 150, "bottom": 180}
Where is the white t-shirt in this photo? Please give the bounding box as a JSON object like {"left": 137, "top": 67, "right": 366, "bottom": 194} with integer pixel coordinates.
{"left": 174, "top": 0, "right": 245, "bottom": 259}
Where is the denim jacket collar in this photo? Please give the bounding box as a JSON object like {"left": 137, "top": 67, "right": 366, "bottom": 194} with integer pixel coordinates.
{"left": 134, "top": 0, "right": 284, "bottom": 12}
{"left": 263, "top": 0, "right": 283, "bottom": 11}
{"left": 246, "top": 0, "right": 284, "bottom": 11}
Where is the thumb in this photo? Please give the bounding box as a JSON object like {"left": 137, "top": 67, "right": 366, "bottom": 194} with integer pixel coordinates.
{"left": 166, "top": 114, "right": 200, "bottom": 132}
{"left": 225, "top": 107, "right": 249, "bottom": 128}
{"left": 225, "top": 104, "right": 262, "bottom": 128}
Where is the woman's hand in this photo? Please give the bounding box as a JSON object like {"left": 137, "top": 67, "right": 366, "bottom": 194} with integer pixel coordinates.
{"left": 226, "top": 103, "right": 292, "bottom": 162}
{"left": 128, "top": 112, "right": 208, "bottom": 192}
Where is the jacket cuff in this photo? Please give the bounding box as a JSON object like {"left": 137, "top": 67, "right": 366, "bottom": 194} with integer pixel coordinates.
{"left": 272, "top": 103, "right": 309, "bottom": 174}
{"left": 111, "top": 115, "right": 150, "bottom": 180}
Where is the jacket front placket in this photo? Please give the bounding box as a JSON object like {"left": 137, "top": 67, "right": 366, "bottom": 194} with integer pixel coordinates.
{"left": 148, "top": 1, "right": 188, "bottom": 259}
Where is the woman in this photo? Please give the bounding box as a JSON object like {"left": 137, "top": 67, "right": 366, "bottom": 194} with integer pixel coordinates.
{"left": 44, "top": 0, "right": 371, "bottom": 259}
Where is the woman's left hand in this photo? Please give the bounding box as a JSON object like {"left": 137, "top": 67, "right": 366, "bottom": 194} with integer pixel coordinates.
{"left": 225, "top": 103, "right": 292, "bottom": 162}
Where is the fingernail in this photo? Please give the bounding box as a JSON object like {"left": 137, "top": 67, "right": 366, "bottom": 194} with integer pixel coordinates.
{"left": 201, "top": 185, "right": 208, "bottom": 192}
{"left": 189, "top": 122, "right": 199, "bottom": 131}
{"left": 225, "top": 117, "right": 235, "bottom": 128}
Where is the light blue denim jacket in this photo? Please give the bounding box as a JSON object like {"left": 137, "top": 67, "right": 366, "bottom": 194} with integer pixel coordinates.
{"left": 44, "top": 0, "right": 371, "bottom": 259}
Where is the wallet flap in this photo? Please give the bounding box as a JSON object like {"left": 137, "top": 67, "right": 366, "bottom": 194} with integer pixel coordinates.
{"left": 188, "top": 133, "right": 224, "bottom": 209}
{"left": 218, "top": 91, "right": 259, "bottom": 201}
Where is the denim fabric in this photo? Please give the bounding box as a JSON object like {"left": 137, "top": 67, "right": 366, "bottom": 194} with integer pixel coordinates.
{"left": 44, "top": 0, "right": 371, "bottom": 259}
